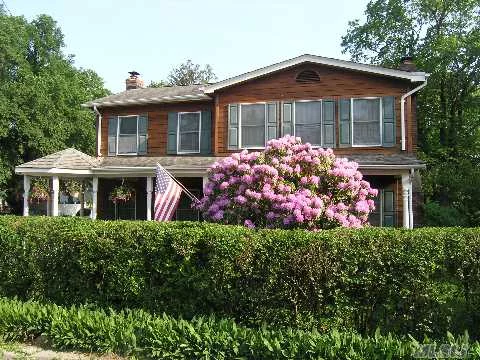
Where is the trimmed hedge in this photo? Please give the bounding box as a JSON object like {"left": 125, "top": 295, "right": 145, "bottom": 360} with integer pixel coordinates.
{"left": 0, "top": 216, "right": 479, "bottom": 338}
{"left": 1, "top": 297, "right": 479, "bottom": 359}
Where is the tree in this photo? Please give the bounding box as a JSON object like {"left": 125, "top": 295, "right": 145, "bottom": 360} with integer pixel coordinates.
{"left": 195, "top": 136, "right": 377, "bottom": 230}
{"left": 0, "top": 10, "right": 109, "bottom": 213}
{"left": 341, "top": 0, "right": 480, "bottom": 225}
{"left": 151, "top": 59, "right": 215, "bottom": 86}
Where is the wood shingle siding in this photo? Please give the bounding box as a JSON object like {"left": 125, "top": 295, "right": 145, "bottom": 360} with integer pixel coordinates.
{"left": 214, "top": 63, "right": 417, "bottom": 155}
{"left": 98, "top": 64, "right": 419, "bottom": 157}
{"left": 100, "top": 101, "right": 214, "bottom": 157}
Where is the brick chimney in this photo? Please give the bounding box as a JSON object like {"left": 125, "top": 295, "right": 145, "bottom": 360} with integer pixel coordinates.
{"left": 398, "top": 56, "right": 417, "bottom": 72}
{"left": 125, "top": 71, "right": 144, "bottom": 90}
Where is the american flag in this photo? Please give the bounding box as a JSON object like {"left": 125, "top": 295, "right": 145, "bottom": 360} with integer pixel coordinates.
{"left": 154, "top": 164, "right": 182, "bottom": 221}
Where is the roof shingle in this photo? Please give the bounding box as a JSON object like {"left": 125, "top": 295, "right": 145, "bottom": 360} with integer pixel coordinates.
{"left": 82, "top": 85, "right": 211, "bottom": 108}
{"left": 16, "top": 148, "right": 99, "bottom": 170}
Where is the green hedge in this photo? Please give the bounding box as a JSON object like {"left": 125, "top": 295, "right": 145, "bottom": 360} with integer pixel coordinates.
{"left": 2, "top": 297, "right": 479, "bottom": 359}
{"left": 0, "top": 216, "right": 479, "bottom": 338}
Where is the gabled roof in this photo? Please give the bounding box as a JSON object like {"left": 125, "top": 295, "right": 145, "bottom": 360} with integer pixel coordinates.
{"left": 83, "top": 54, "right": 428, "bottom": 108}
{"left": 16, "top": 148, "right": 99, "bottom": 171}
{"left": 203, "top": 54, "right": 428, "bottom": 93}
{"left": 82, "top": 85, "right": 210, "bottom": 108}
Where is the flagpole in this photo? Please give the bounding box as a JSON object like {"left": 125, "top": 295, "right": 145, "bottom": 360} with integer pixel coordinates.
{"left": 156, "top": 164, "right": 199, "bottom": 202}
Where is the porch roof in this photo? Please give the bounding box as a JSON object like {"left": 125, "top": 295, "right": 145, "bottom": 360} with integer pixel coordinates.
{"left": 15, "top": 149, "right": 425, "bottom": 177}
{"left": 344, "top": 154, "right": 426, "bottom": 169}
{"left": 94, "top": 156, "right": 222, "bottom": 174}
{"left": 15, "top": 148, "right": 100, "bottom": 174}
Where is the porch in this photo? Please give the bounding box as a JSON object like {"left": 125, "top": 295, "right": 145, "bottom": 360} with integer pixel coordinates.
{"left": 14, "top": 148, "right": 217, "bottom": 221}
{"left": 15, "top": 149, "right": 425, "bottom": 228}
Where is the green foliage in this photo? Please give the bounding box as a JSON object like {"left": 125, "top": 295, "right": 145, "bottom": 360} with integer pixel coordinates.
{"left": 423, "top": 201, "right": 467, "bottom": 227}
{"left": 1, "top": 297, "right": 479, "bottom": 359}
{"left": 0, "top": 216, "right": 479, "bottom": 339}
{"left": 149, "top": 59, "right": 216, "bottom": 87}
{"left": 0, "top": 12, "right": 109, "bottom": 212}
{"left": 341, "top": 0, "right": 480, "bottom": 226}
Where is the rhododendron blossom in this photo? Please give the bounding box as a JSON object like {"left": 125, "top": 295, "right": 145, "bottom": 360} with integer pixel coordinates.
{"left": 194, "top": 135, "right": 377, "bottom": 230}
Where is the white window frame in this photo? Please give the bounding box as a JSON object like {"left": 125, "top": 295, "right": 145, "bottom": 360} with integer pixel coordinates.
{"left": 351, "top": 97, "right": 383, "bottom": 147}
{"left": 117, "top": 115, "right": 139, "bottom": 156}
{"left": 238, "top": 102, "right": 268, "bottom": 149}
{"left": 291, "top": 99, "right": 323, "bottom": 147}
{"left": 177, "top": 111, "right": 202, "bottom": 154}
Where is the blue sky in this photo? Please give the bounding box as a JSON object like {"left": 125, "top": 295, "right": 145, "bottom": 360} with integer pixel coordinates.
{"left": 8, "top": 0, "right": 369, "bottom": 93}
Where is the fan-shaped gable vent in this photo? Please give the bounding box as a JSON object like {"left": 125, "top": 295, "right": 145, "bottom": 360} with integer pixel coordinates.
{"left": 296, "top": 69, "right": 320, "bottom": 83}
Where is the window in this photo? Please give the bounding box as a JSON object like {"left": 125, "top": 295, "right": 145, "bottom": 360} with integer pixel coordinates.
{"left": 240, "top": 104, "right": 266, "bottom": 148}
{"left": 114, "top": 115, "right": 147, "bottom": 155}
{"left": 352, "top": 98, "right": 381, "bottom": 146}
{"left": 369, "top": 189, "right": 395, "bottom": 227}
{"left": 178, "top": 112, "right": 201, "bottom": 153}
{"left": 117, "top": 116, "right": 138, "bottom": 154}
{"left": 294, "top": 101, "right": 322, "bottom": 146}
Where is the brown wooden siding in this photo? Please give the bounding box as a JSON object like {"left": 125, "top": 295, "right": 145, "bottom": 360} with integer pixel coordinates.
{"left": 99, "top": 101, "right": 214, "bottom": 157}
{"left": 214, "top": 63, "right": 418, "bottom": 155}
{"left": 96, "top": 63, "right": 419, "bottom": 160}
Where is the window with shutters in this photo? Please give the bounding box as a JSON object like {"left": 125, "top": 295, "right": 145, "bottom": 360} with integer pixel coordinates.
{"left": 117, "top": 115, "right": 145, "bottom": 155}
{"left": 177, "top": 112, "right": 201, "bottom": 154}
{"left": 281, "top": 100, "right": 335, "bottom": 147}
{"left": 294, "top": 101, "right": 322, "bottom": 146}
{"left": 352, "top": 98, "right": 382, "bottom": 146}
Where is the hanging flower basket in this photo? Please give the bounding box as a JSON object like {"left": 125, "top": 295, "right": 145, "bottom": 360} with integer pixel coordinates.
{"left": 109, "top": 184, "right": 134, "bottom": 204}
{"left": 29, "top": 178, "right": 50, "bottom": 204}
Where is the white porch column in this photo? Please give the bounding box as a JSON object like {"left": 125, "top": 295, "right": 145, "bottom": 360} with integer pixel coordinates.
{"left": 202, "top": 176, "right": 208, "bottom": 194}
{"left": 401, "top": 173, "right": 411, "bottom": 228}
{"left": 408, "top": 171, "right": 414, "bottom": 229}
{"left": 146, "top": 176, "right": 153, "bottom": 221}
{"left": 23, "top": 175, "right": 30, "bottom": 216}
{"left": 52, "top": 176, "right": 59, "bottom": 217}
{"left": 91, "top": 176, "right": 98, "bottom": 220}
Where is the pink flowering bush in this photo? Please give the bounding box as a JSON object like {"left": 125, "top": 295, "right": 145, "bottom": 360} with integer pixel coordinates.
{"left": 195, "top": 135, "right": 378, "bottom": 229}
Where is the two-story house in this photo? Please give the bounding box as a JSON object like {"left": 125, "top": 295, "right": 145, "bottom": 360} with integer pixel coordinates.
{"left": 16, "top": 54, "right": 427, "bottom": 227}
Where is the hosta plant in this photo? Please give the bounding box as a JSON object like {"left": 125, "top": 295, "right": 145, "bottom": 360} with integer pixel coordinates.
{"left": 195, "top": 135, "right": 378, "bottom": 229}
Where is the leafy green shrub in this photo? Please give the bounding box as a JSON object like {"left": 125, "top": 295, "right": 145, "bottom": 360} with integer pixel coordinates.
{"left": 0, "top": 216, "right": 479, "bottom": 339}
{"left": 423, "top": 201, "right": 467, "bottom": 227}
{"left": 1, "top": 297, "right": 480, "bottom": 359}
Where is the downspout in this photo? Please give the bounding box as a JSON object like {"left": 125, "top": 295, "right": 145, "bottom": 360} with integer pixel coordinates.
{"left": 401, "top": 77, "right": 428, "bottom": 151}
{"left": 93, "top": 105, "right": 102, "bottom": 157}
{"left": 409, "top": 168, "right": 414, "bottom": 229}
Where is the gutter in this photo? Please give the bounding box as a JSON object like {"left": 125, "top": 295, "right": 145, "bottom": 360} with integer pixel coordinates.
{"left": 401, "top": 76, "right": 429, "bottom": 151}
{"left": 357, "top": 164, "right": 426, "bottom": 170}
{"left": 93, "top": 105, "right": 102, "bottom": 156}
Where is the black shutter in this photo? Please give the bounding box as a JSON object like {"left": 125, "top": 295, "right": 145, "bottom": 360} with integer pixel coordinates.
{"left": 267, "top": 103, "right": 277, "bottom": 141}
{"left": 282, "top": 102, "right": 293, "bottom": 136}
{"left": 339, "top": 99, "right": 351, "bottom": 147}
{"left": 200, "top": 110, "right": 212, "bottom": 154}
{"left": 228, "top": 104, "right": 239, "bottom": 149}
{"left": 322, "top": 100, "right": 335, "bottom": 148}
{"left": 382, "top": 96, "right": 395, "bottom": 147}
{"left": 138, "top": 114, "right": 148, "bottom": 155}
{"left": 167, "top": 112, "right": 178, "bottom": 154}
{"left": 383, "top": 190, "right": 395, "bottom": 227}
{"left": 108, "top": 116, "right": 117, "bottom": 156}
